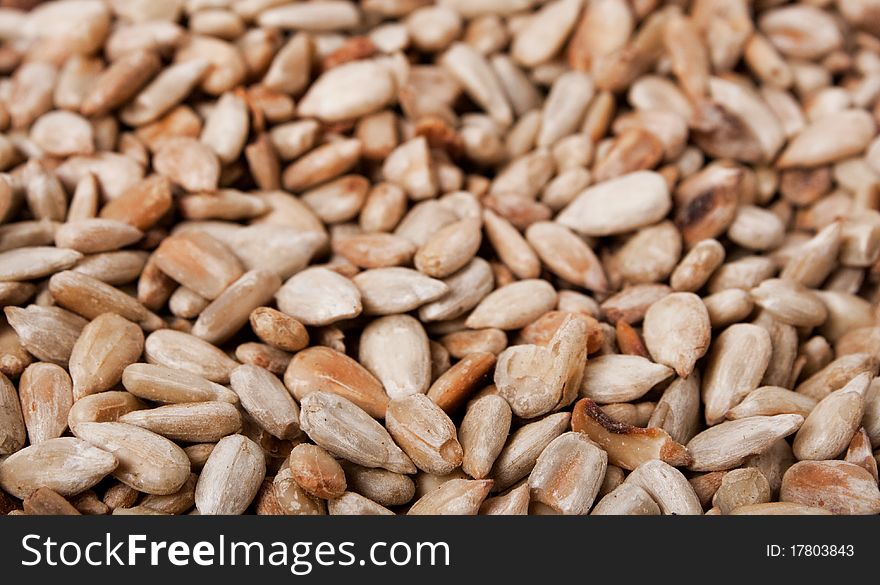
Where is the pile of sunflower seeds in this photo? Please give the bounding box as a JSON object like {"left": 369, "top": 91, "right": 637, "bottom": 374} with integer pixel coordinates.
{"left": 1, "top": 0, "right": 880, "bottom": 516}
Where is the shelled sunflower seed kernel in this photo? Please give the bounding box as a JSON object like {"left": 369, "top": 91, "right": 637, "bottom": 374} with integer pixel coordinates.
{"left": 1, "top": 0, "right": 880, "bottom": 517}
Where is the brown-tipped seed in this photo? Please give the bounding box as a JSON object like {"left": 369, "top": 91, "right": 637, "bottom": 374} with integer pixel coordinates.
{"left": 580, "top": 355, "right": 673, "bottom": 404}
{"left": 72, "top": 422, "right": 190, "bottom": 496}
{"left": 687, "top": 414, "right": 804, "bottom": 472}
{"left": 122, "top": 363, "right": 238, "bottom": 405}
{"left": 49, "top": 271, "right": 156, "bottom": 326}
{"left": 299, "top": 392, "right": 415, "bottom": 474}
{"left": 144, "top": 329, "right": 239, "bottom": 384}
{"left": 386, "top": 394, "right": 463, "bottom": 475}
{"left": 792, "top": 372, "right": 868, "bottom": 461}
{"left": 407, "top": 478, "right": 494, "bottom": 515}
{"left": 69, "top": 313, "right": 144, "bottom": 400}
{"left": 100, "top": 175, "right": 173, "bottom": 232}
{"left": 701, "top": 324, "right": 772, "bottom": 425}
{"left": 0, "top": 437, "right": 116, "bottom": 500}
{"left": 19, "top": 363, "right": 73, "bottom": 445}
{"left": 490, "top": 412, "right": 571, "bottom": 492}
{"left": 119, "top": 402, "right": 241, "bottom": 443}
{"left": 195, "top": 434, "right": 266, "bottom": 515}
{"left": 284, "top": 346, "right": 389, "bottom": 420}
{"left": 289, "top": 444, "right": 346, "bottom": 500}
{"left": 427, "top": 351, "right": 497, "bottom": 413}
{"left": 480, "top": 483, "right": 531, "bottom": 516}
{"left": 642, "top": 292, "right": 711, "bottom": 378}
{"left": 230, "top": 364, "right": 300, "bottom": 440}
{"left": 781, "top": 460, "right": 880, "bottom": 515}
{"left": 572, "top": 398, "right": 692, "bottom": 471}
{"left": 81, "top": 50, "right": 161, "bottom": 118}
{"left": 528, "top": 432, "right": 607, "bottom": 516}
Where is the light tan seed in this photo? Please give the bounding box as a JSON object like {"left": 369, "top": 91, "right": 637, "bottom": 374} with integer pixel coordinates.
{"left": 580, "top": 354, "right": 673, "bottom": 404}
{"left": 466, "top": 279, "right": 556, "bottom": 330}
{"left": 414, "top": 218, "right": 482, "bottom": 279}
{"left": 30, "top": 111, "right": 94, "bottom": 157}
{"left": 4, "top": 305, "right": 87, "bottom": 366}
{"left": 73, "top": 422, "right": 190, "bottom": 495}
{"left": 479, "top": 483, "right": 531, "bottom": 516}
{"left": 122, "top": 363, "right": 238, "bottom": 405}
{"left": 459, "top": 394, "right": 511, "bottom": 480}
{"left": 687, "top": 414, "right": 804, "bottom": 472}
{"left": 643, "top": 292, "right": 711, "bottom": 378}
{"left": 557, "top": 171, "right": 670, "bottom": 236}
{"left": 526, "top": 221, "right": 607, "bottom": 292}
{"left": 120, "top": 402, "right": 241, "bottom": 443}
{"left": 796, "top": 352, "right": 877, "bottom": 401}
{"left": 69, "top": 313, "right": 144, "bottom": 401}
{"left": 19, "top": 362, "right": 73, "bottom": 445}
{"left": 73, "top": 251, "right": 149, "bottom": 286}
{"left": 141, "top": 473, "right": 197, "bottom": 515}
{"left": 407, "top": 478, "right": 493, "bottom": 515}
{"left": 55, "top": 219, "right": 142, "bottom": 255}
{"left": 713, "top": 468, "right": 771, "bottom": 515}
{"left": 144, "top": 329, "right": 238, "bottom": 384}
{"left": 490, "top": 412, "right": 570, "bottom": 492}
{"left": 386, "top": 394, "right": 462, "bottom": 475}
{"left": 750, "top": 278, "right": 828, "bottom": 328}
{"left": 354, "top": 267, "right": 448, "bottom": 315}
{"left": 0, "top": 247, "right": 82, "bottom": 282}
{"left": 195, "top": 434, "right": 266, "bottom": 515}
{"left": 276, "top": 267, "right": 362, "bottom": 326}
{"left": 495, "top": 313, "right": 589, "bottom": 418}
{"left": 702, "top": 324, "right": 772, "bottom": 425}
{"left": 726, "top": 386, "right": 817, "bottom": 420}
{"left": 153, "top": 137, "right": 220, "bottom": 193}
{"left": 793, "top": 372, "right": 868, "bottom": 461}
{"left": 624, "top": 460, "right": 702, "bottom": 516}
{"left": 0, "top": 437, "right": 117, "bottom": 500}
{"left": 670, "top": 238, "right": 726, "bottom": 292}
{"left": 528, "top": 432, "right": 607, "bottom": 516}
{"left": 299, "top": 392, "right": 415, "bottom": 474}
{"left": 341, "top": 462, "right": 415, "bottom": 507}
{"left": 591, "top": 482, "right": 661, "bottom": 516}
{"left": 230, "top": 364, "right": 300, "bottom": 440}
{"left": 80, "top": 50, "right": 161, "bottom": 118}
{"left": 360, "top": 315, "right": 431, "bottom": 400}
